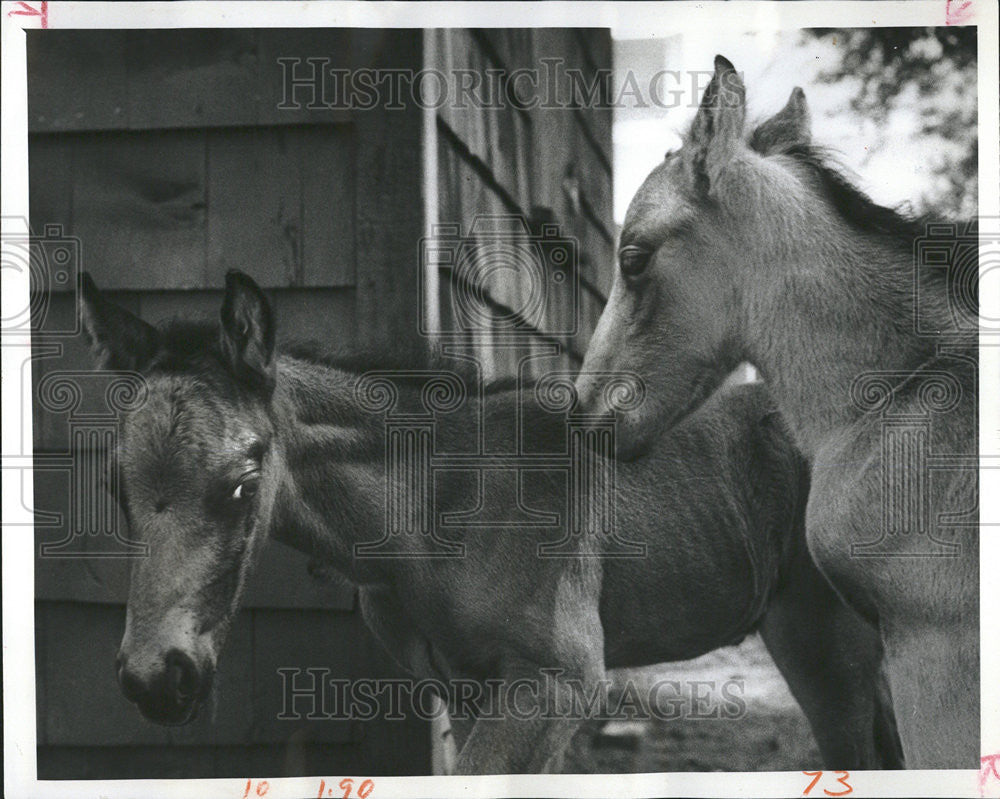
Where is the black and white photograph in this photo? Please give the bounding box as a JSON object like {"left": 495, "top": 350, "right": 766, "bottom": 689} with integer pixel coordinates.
{"left": 2, "top": 2, "right": 997, "bottom": 798}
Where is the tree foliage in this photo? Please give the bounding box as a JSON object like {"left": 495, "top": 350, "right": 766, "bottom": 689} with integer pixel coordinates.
{"left": 804, "top": 27, "right": 977, "bottom": 219}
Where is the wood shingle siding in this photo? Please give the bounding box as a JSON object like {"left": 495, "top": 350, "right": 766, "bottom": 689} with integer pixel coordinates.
{"left": 29, "top": 27, "right": 425, "bottom": 779}
{"left": 429, "top": 29, "right": 614, "bottom": 373}
{"left": 27, "top": 27, "right": 614, "bottom": 778}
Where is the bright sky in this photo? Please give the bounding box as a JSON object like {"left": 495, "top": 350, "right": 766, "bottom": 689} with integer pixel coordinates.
{"left": 609, "top": 29, "right": 944, "bottom": 224}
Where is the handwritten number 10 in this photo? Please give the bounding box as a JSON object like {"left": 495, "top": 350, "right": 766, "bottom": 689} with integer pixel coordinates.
{"left": 242, "top": 781, "right": 269, "bottom": 798}
{"left": 243, "top": 778, "right": 374, "bottom": 799}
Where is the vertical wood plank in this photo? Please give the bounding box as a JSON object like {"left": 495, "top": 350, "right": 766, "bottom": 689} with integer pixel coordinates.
{"left": 272, "top": 287, "right": 358, "bottom": 352}
{"left": 251, "top": 608, "right": 357, "bottom": 744}
{"left": 136, "top": 287, "right": 358, "bottom": 345}
{"left": 72, "top": 130, "right": 208, "bottom": 290}
{"left": 125, "top": 30, "right": 259, "bottom": 129}
{"left": 27, "top": 31, "right": 129, "bottom": 132}
{"left": 257, "top": 29, "right": 353, "bottom": 127}
{"left": 206, "top": 127, "right": 301, "bottom": 288}
{"left": 293, "top": 125, "right": 356, "bottom": 287}
{"left": 28, "top": 30, "right": 356, "bottom": 132}
{"left": 429, "top": 28, "right": 615, "bottom": 378}
{"left": 354, "top": 624, "right": 435, "bottom": 776}
{"left": 352, "top": 30, "right": 425, "bottom": 351}
{"left": 29, "top": 135, "right": 74, "bottom": 244}
{"left": 31, "top": 292, "right": 141, "bottom": 452}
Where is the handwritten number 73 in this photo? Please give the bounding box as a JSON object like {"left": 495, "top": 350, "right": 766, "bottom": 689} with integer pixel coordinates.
{"left": 803, "top": 770, "right": 852, "bottom": 796}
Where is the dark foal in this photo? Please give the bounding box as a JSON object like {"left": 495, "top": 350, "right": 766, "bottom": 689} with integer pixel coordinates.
{"left": 82, "top": 271, "right": 897, "bottom": 773}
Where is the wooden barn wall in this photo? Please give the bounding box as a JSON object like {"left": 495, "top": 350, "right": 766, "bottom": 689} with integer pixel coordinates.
{"left": 27, "top": 28, "right": 429, "bottom": 779}
{"left": 431, "top": 29, "right": 615, "bottom": 378}
{"left": 26, "top": 27, "right": 613, "bottom": 780}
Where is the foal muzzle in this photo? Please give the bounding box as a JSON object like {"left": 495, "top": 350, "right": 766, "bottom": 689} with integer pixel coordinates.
{"left": 116, "top": 647, "right": 214, "bottom": 725}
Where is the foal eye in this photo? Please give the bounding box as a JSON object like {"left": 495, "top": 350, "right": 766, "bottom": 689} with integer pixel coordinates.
{"left": 619, "top": 245, "right": 651, "bottom": 278}
{"left": 231, "top": 475, "right": 260, "bottom": 502}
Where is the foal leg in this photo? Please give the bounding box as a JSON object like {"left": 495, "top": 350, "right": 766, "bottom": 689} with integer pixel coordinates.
{"left": 437, "top": 711, "right": 473, "bottom": 775}
{"left": 454, "top": 656, "right": 598, "bottom": 774}
{"left": 880, "top": 621, "right": 979, "bottom": 768}
{"left": 455, "top": 575, "right": 606, "bottom": 774}
{"left": 758, "top": 545, "right": 901, "bottom": 769}
{"left": 448, "top": 702, "right": 571, "bottom": 773}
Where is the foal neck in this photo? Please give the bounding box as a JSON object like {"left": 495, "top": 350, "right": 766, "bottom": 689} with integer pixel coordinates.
{"left": 263, "top": 353, "right": 493, "bottom": 585}
{"left": 265, "top": 355, "right": 386, "bottom": 582}
{"left": 743, "top": 229, "right": 947, "bottom": 456}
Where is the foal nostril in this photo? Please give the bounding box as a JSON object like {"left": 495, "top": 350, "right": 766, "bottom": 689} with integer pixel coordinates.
{"left": 164, "top": 649, "right": 200, "bottom": 703}
{"left": 117, "top": 659, "right": 147, "bottom": 703}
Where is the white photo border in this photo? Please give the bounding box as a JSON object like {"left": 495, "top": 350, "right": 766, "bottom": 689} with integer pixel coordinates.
{"left": 3, "top": 2, "right": 998, "bottom": 798}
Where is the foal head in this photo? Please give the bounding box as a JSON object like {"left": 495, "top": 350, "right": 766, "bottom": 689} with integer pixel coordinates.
{"left": 577, "top": 55, "right": 843, "bottom": 454}
{"left": 82, "top": 271, "right": 279, "bottom": 724}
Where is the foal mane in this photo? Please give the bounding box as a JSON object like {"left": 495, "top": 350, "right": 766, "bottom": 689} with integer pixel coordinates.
{"left": 284, "top": 339, "right": 441, "bottom": 374}
{"left": 145, "top": 316, "right": 520, "bottom": 395}
{"left": 284, "top": 338, "right": 537, "bottom": 400}
{"left": 749, "top": 136, "right": 927, "bottom": 245}
{"left": 747, "top": 129, "right": 974, "bottom": 330}
{"left": 283, "top": 339, "right": 487, "bottom": 385}
{"left": 143, "top": 320, "right": 230, "bottom": 379}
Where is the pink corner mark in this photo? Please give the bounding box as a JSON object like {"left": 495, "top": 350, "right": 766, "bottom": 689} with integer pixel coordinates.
{"left": 946, "top": 0, "right": 974, "bottom": 24}
{"left": 980, "top": 754, "right": 1000, "bottom": 797}
{"left": 7, "top": 1, "right": 48, "bottom": 28}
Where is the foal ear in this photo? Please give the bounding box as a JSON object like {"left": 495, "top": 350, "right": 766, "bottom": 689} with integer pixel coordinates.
{"left": 219, "top": 270, "right": 276, "bottom": 394}
{"left": 686, "top": 55, "right": 746, "bottom": 192}
{"left": 80, "top": 272, "right": 160, "bottom": 371}
{"left": 750, "top": 87, "right": 811, "bottom": 153}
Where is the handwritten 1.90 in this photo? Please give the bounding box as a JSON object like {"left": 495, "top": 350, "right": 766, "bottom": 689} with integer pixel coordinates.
{"left": 241, "top": 777, "right": 375, "bottom": 799}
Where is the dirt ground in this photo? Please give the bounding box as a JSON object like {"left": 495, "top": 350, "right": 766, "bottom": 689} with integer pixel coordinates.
{"left": 561, "top": 634, "right": 822, "bottom": 773}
